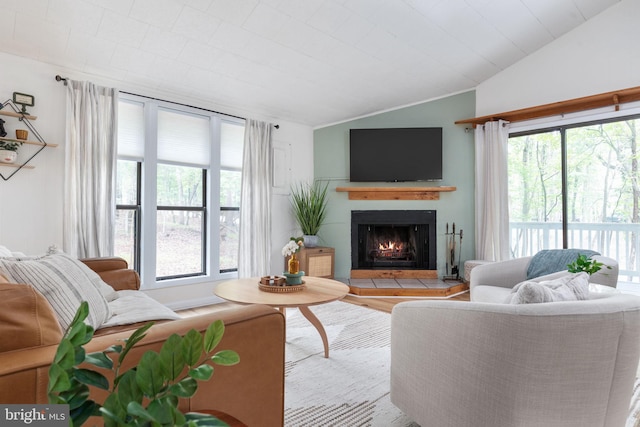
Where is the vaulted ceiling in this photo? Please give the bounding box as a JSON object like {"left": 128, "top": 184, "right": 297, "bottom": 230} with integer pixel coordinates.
{"left": 1, "top": 0, "right": 621, "bottom": 127}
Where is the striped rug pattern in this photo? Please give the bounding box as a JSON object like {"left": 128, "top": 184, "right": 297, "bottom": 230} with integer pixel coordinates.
{"left": 284, "top": 301, "right": 640, "bottom": 427}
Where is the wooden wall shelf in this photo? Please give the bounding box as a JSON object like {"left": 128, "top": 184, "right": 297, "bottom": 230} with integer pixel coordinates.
{"left": 0, "top": 137, "right": 58, "bottom": 148}
{"left": 336, "top": 186, "right": 456, "bottom": 200}
{"left": 0, "top": 109, "right": 37, "bottom": 121}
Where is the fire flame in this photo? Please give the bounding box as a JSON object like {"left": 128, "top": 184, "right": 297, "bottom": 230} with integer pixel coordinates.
{"left": 378, "top": 241, "right": 403, "bottom": 251}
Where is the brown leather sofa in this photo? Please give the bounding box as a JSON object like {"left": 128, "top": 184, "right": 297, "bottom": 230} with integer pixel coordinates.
{"left": 0, "top": 257, "right": 285, "bottom": 427}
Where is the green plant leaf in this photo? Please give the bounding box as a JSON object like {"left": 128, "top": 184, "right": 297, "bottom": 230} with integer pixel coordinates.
{"left": 290, "top": 180, "right": 329, "bottom": 235}
{"left": 100, "top": 393, "right": 127, "bottom": 426}
{"left": 114, "top": 369, "right": 143, "bottom": 409}
{"left": 66, "top": 321, "right": 92, "bottom": 347}
{"left": 211, "top": 350, "right": 240, "bottom": 366}
{"left": 135, "top": 351, "right": 165, "bottom": 397}
{"left": 182, "top": 329, "right": 204, "bottom": 366}
{"left": 52, "top": 338, "right": 75, "bottom": 369}
{"left": 104, "top": 344, "right": 123, "bottom": 354}
{"left": 159, "top": 333, "right": 185, "bottom": 381}
{"left": 203, "top": 320, "right": 224, "bottom": 353}
{"left": 119, "top": 321, "right": 154, "bottom": 365}
{"left": 145, "top": 398, "right": 175, "bottom": 425}
{"left": 69, "top": 400, "right": 101, "bottom": 427}
{"left": 47, "top": 363, "right": 71, "bottom": 394}
{"left": 85, "top": 351, "right": 114, "bottom": 370}
{"left": 73, "top": 346, "right": 86, "bottom": 366}
{"left": 185, "top": 412, "right": 229, "bottom": 426}
{"left": 189, "top": 364, "right": 214, "bottom": 381}
{"left": 126, "top": 401, "right": 156, "bottom": 423}
{"left": 59, "top": 385, "right": 91, "bottom": 411}
{"left": 169, "top": 377, "right": 198, "bottom": 398}
{"left": 73, "top": 368, "right": 109, "bottom": 390}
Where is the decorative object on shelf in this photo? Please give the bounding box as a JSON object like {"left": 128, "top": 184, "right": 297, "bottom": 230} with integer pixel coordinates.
{"left": 15, "top": 129, "right": 27, "bottom": 140}
{"left": 12, "top": 92, "right": 35, "bottom": 115}
{"left": 0, "top": 118, "right": 6, "bottom": 137}
{"left": 283, "top": 271, "right": 305, "bottom": 285}
{"left": 282, "top": 236, "right": 304, "bottom": 274}
{"left": 0, "top": 150, "right": 17, "bottom": 164}
{"left": 0, "top": 139, "right": 22, "bottom": 164}
{"left": 290, "top": 180, "right": 329, "bottom": 248}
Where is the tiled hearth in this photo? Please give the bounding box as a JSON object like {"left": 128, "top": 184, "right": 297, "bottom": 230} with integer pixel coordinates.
{"left": 338, "top": 277, "right": 468, "bottom": 298}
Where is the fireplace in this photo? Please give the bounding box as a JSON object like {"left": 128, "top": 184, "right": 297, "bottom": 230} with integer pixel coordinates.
{"left": 351, "top": 210, "right": 436, "bottom": 270}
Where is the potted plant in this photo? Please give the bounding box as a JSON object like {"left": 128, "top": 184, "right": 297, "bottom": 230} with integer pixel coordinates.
{"left": 48, "top": 302, "right": 239, "bottom": 427}
{"left": 567, "top": 253, "right": 612, "bottom": 275}
{"left": 290, "top": 180, "right": 329, "bottom": 248}
{"left": 0, "top": 140, "right": 22, "bottom": 164}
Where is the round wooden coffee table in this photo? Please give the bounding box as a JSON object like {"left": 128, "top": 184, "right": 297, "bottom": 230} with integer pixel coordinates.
{"left": 215, "top": 277, "right": 349, "bottom": 358}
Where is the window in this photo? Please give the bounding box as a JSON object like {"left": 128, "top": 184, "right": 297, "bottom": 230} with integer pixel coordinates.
{"left": 116, "top": 95, "right": 244, "bottom": 287}
{"left": 508, "top": 115, "right": 640, "bottom": 283}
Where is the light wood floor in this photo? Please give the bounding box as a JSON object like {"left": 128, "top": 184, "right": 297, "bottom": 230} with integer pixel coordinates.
{"left": 342, "top": 290, "right": 470, "bottom": 314}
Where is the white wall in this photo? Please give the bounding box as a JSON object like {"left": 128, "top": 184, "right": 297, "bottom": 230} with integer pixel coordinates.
{"left": 476, "top": 0, "right": 640, "bottom": 116}
{"left": 0, "top": 51, "right": 313, "bottom": 307}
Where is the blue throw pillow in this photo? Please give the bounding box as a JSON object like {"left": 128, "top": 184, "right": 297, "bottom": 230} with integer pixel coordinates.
{"left": 526, "top": 249, "right": 599, "bottom": 280}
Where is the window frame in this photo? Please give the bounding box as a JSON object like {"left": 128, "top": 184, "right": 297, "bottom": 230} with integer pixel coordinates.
{"left": 117, "top": 93, "right": 244, "bottom": 289}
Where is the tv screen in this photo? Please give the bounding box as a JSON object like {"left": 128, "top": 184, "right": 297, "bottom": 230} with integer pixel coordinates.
{"left": 349, "top": 127, "right": 443, "bottom": 182}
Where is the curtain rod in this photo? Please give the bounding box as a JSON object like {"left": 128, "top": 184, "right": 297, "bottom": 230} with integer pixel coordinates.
{"left": 54, "top": 75, "right": 279, "bottom": 128}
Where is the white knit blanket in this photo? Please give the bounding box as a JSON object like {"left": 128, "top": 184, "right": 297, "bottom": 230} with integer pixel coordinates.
{"left": 100, "top": 290, "right": 180, "bottom": 328}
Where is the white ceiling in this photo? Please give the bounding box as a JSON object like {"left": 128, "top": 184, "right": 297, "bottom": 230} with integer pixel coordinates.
{"left": 0, "top": 0, "right": 621, "bottom": 127}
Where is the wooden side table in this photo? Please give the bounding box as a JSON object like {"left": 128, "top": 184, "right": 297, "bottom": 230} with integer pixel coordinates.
{"left": 284, "top": 246, "right": 335, "bottom": 278}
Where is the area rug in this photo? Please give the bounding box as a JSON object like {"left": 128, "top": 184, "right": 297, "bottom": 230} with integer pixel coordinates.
{"left": 284, "top": 301, "right": 415, "bottom": 427}
{"left": 283, "top": 300, "right": 640, "bottom": 427}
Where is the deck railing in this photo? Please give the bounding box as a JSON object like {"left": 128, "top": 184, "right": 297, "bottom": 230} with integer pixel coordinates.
{"left": 510, "top": 222, "right": 640, "bottom": 282}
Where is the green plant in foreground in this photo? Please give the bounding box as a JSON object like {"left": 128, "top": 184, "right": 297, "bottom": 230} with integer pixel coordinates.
{"left": 567, "top": 254, "right": 612, "bottom": 275}
{"left": 290, "top": 180, "right": 329, "bottom": 235}
{"left": 48, "top": 301, "right": 239, "bottom": 427}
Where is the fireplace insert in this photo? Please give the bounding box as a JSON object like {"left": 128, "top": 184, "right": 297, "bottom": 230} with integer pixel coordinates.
{"left": 351, "top": 210, "right": 436, "bottom": 270}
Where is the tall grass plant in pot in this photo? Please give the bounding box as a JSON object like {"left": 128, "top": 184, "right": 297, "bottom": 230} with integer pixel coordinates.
{"left": 290, "top": 181, "right": 329, "bottom": 248}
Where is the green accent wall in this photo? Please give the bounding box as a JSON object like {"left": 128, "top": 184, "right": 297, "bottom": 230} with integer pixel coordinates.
{"left": 313, "top": 90, "right": 476, "bottom": 279}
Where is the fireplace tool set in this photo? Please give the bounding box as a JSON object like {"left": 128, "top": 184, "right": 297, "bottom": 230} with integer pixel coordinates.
{"left": 444, "top": 222, "right": 463, "bottom": 281}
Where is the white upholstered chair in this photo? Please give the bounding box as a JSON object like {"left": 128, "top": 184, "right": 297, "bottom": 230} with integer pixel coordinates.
{"left": 390, "top": 292, "right": 640, "bottom": 427}
{"left": 470, "top": 254, "right": 618, "bottom": 303}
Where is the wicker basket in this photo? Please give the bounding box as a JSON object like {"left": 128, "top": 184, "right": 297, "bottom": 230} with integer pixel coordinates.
{"left": 258, "top": 281, "right": 305, "bottom": 293}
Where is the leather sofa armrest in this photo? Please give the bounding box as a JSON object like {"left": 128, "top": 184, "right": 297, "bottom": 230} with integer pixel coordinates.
{"left": 0, "top": 304, "right": 285, "bottom": 427}
{"left": 80, "top": 257, "right": 140, "bottom": 291}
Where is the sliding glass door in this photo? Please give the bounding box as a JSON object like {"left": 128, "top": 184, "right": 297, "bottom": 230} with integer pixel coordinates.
{"left": 508, "top": 116, "right": 640, "bottom": 283}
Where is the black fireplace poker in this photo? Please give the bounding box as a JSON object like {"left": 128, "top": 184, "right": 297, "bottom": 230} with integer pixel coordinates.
{"left": 444, "top": 222, "right": 463, "bottom": 281}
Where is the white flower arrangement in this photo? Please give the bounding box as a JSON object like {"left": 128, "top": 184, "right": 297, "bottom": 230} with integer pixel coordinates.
{"left": 282, "top": 237, "right": 304, "bottom": 257}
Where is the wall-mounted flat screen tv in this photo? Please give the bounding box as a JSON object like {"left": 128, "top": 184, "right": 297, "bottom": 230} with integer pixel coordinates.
{"left": 349, "top": 127, "right": 443, "bottom": 182}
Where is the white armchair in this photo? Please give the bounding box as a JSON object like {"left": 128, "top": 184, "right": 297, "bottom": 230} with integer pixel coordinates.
{"left": 470, "top": 255, "right": 619, "bottom": 303}
{"left": 390, "top": 292, "right": 640, "bottom": 427}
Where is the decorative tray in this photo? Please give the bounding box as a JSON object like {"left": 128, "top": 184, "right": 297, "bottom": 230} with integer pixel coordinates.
{"left": 258, "top": 281, "right": 306, "bottom": 293}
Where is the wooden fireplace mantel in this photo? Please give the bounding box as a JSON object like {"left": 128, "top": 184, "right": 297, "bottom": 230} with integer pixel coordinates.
{"left": 335, "top": 186, "right": 456, "bottom": 200}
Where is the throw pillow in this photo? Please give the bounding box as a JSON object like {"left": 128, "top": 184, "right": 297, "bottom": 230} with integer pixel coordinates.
{"left": 526, "top": 249, "right": 599, "bottom": 280}
{"left": 508, "top": 272, "right": 590, "bottom": 304}
{"left": 0, "top": 253, "right": 111, "bottom": 330}
{"left": 0, "top": 282, "right": 63, "bottom": 352}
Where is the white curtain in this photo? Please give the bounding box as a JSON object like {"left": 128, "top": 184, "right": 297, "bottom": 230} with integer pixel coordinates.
{"left": 63, "top": 80, "right": 118, "bottom": 258}
{"left": 238, "top": 119, "right": 273, "bottom": 277}
{"left": 474, "top": 120, "right": 510, "bottom": 261}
